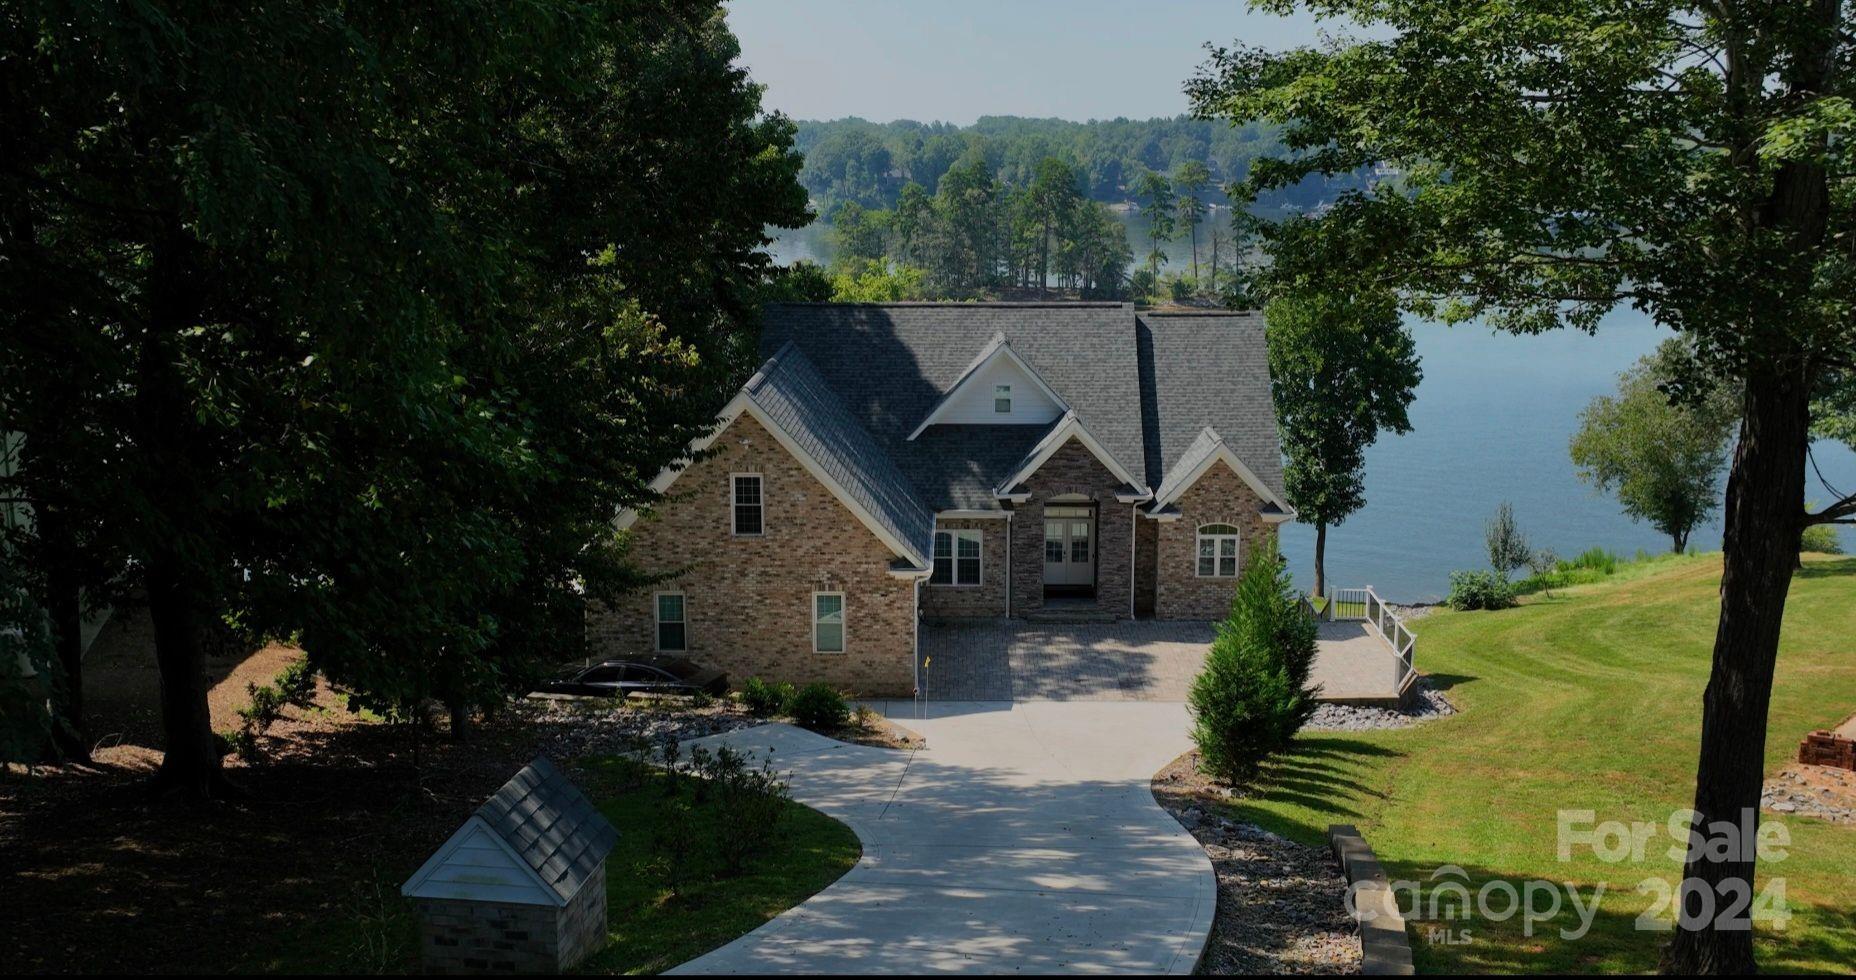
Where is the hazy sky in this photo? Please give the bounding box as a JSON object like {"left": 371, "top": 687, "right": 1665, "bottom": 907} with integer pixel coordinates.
{"left": 725, "top": 0, "right": 1333, "bottom": 125}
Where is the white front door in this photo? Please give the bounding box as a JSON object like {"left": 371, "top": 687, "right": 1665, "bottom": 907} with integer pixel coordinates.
{"left": 1042, "top": 508, "right": 1095, "bottom": 587}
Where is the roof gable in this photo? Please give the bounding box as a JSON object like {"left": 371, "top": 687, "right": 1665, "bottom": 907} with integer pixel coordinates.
{"left": 403, "top": 756, "right": 617, "bottom": 907}
{"left": 994, "top": 412, "right": 1149, "bottom": 500}
{"left": 1151, "top": 426, "right": 1294, "bottom": 516}
{"left": 620, "top": 344, "right": 935, "bottom": 569}
{"left": 907, "top": 333, "right": 1068, "bottom": 437}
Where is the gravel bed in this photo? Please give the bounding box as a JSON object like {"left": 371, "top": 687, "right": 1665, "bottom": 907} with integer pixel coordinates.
{"left": 1307, "top": 676, "right": 1458, "bottom": 732}
{"left": 1762, "top": 764, "right": 1856, "bottom": 824}
{"left": 1152, "top": 753, "right": 1361, "bottom": 974}
{"left": 517, "top": 695, "right": 763, "bottom": 761}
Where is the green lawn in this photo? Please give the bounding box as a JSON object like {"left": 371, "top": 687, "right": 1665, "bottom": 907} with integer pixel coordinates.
{"left": 573, "top": 758, "right": 860, "bottom": 975}
{"left": 1238, "top": 554, "right": 1856, "bottom": 974}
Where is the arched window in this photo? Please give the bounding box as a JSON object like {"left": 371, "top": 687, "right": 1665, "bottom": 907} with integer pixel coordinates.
{"left": 1196, "top": 524, "right": 1241, "bottom": 578}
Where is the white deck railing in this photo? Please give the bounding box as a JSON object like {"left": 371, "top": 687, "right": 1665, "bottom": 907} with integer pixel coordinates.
{"left": 1325, "top": 587, "right": 1418, "bottom": 694}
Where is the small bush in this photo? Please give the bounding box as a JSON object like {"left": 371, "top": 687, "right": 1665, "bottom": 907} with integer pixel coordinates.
{"left": 222, "top": 655, "right": 319, "bottom": 761}
{"left": 1802, "top": 524, "right": 1845, "bottom": 554}
{"left": 741, "top": 676, "right": 794, "bottom": 717}
{"left": 1446, "top": 570, "right": 1518, "bottom": 611}
{"left": 789, "top": 682, "right": 849, "bottom": 730}
{"left": 690, "top": 744, "right": 792, "bottom": 877}
{"left": 1566, "top": 547, "right": 1621, "bottom": 573}
{"left": 1188, "top": 539, "right": 1319, "bottom": 784}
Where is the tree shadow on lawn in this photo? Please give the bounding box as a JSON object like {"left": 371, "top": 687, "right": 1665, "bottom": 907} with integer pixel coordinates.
{"left": 1795, "top": 556, "right": 1856, "bottom": 580}
{"left": 0, "top": 716, "right": 540, "bottom": 973}
{"left": 1213, "top": 737, "right": 1403, "bottom": 843}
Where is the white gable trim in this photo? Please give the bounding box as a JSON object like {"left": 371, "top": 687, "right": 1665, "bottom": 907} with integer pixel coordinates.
{"left": 616, "top": 391, "right": 930, "bottom": 568}
{"left": 1152, "top": 438, "right": 1297, "bottom": 518}
{"left": 400, "top": 815, "right": 565, "bottom": 908}
{"left": 907, "top": 333, "right": 1070, "bottom": 440}
{"left": 991, "top": 412, "right": 1149, "bottom": 499}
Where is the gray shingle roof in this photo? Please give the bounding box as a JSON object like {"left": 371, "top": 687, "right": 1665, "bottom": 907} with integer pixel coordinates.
{"left": 475, "top": 756, "right": 618, "bottom": 904}
{"left": 760, "top": 303, "right": 1149, "bottom": 510}
{"left": 745, "top": 343, "right": 937, "bottom": 564}
{"left": 746, "top": 303, "right": 1285, "bottom": 526}
{"left": 1137, "top": 311, "right": 1286, "bottom": 500}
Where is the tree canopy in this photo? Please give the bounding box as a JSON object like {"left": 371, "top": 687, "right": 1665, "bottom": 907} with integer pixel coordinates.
{"left": 0, "top": 1, "right": 806, "bottom": 787}
{"left": 1264, "top": 288, "right": 1420, "bottom": 597}
{"left": 1571, "top": 340, "right": 1741, "bottom": 553}
{"left": 1191, "top": 1, "right": 1853, "bottom": 969}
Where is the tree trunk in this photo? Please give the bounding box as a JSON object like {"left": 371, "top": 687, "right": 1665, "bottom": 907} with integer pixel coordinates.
{"left": 447, "top": 698, "right": 472, "bottom": 742}
{"left": 146, "top": 552, "right": 226, "bottom": 798}
{"left": 138, "top": 232, "right": 231, "bottom": 801}
{"left": 44, "top": 536, "right": 89, "bottom": 762}
{"left": 1313, "top": 522, "right": 1327, "bottom": 599}
{"left": 1661, "top": 371, "right": 1810, "bottom": 975}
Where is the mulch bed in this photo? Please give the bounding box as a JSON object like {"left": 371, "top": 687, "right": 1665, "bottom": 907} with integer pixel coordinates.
{"left": 1152, "top": 750, "right": 1362, "bottom": 975}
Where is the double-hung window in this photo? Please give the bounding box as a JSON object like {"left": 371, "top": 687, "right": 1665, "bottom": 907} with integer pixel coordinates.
{"left": 655, "top": 592, "right": 686, "bottom": 651}
{"left": 993, "top": 384, "right": 1012, "bottom": 414}
{"left": 1196, "top": 524, "right": 1242, "bottom": 578}
{"left": 813, "top": 592, "right": 845, "bottom": 653}
{"left": 731, "top": 473, "right": 763, "bottom": 536}
{"left": 931, "top": 529, "right": 983, "bottom": 586}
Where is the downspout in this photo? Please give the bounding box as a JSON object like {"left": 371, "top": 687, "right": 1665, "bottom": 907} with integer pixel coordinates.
{"left": 913, "top": 576, "right": 922, "bottom": 699}
{"left": 1005, "top": 510, "right": 1013, "bottom": 618}
{"left": 1128, "top": 504, "right": 1137, "bottom": 620}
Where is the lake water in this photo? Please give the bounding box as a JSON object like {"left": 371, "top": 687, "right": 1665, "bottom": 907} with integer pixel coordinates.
{"left": 766, "top": 222, "right": 1856, "bottom": 602}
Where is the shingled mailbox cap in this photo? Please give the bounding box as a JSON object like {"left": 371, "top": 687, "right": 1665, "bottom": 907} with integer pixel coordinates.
{"left": 401, "top": 756, "right": 619, "bottom": 907}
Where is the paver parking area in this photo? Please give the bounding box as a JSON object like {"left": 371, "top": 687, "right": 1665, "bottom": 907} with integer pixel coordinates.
{"left": 668, "top": 702, "right": 1212, "bottom": 975}
{"left": 920, "top": 619, "right": 1405, "bottom": 702}
{"left": 919, "top": 620, "right": 1216, "bottom": 701}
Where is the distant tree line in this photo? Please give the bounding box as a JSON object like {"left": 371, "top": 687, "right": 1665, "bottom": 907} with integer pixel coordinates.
{"left": 823, "top": 155, "right": 1133, "bottom": 299}
{"left": 793, "top": 115, "right": 1367, "bottom": 219}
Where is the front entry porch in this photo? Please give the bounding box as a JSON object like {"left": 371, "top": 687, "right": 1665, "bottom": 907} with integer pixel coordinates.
{"left": 917, "top": 615, "right": 1412, "bottom": 704}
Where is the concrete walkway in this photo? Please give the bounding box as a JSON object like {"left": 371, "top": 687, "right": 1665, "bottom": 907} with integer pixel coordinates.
{"left": 669, "top": 701, "right": 1212, "bottom": 975}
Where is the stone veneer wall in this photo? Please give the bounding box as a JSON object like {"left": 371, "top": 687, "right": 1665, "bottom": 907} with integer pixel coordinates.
{"left": 1007, "top": 437, "right": 1135, "bottom": 618}
{"left": 586, "top": 413, "right": 917, "bottom": 696}
{"left": 414, "top": 864, "right": 606, "bottom": 973}
{"left": 1153, "top": 461, "right": 1278, "bottom": 620}
{"left": 920, "top": 517, "right": 1010, "bottom": 619}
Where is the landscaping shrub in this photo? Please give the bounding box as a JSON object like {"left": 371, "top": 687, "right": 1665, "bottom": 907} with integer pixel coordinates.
{"left": 789, "top": 682, "right": 849, "bottom": 730}
{"left": 741, "top": 676, "right": 794, "bottom": 717}
{"left": 1446, "top": 569, "right": 1518, "bottom": 610}
{"left": 222, "top": 655, "right": 319, "bottom": 761}
{"left": 691, "top": 744, "right": 792, "bottom": 876}
{"left": 1188, "top": 540, "right": 1319, "bottom": 784}
{"left": 1802, "top": 524, "right": 1845, "bottom": 554}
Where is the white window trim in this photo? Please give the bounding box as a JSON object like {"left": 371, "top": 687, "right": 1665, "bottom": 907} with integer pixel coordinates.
{"left": 931, "top": 529, "right": 984, "bottom": 588}
{"left": 812, "top": 591, "right": 846, "bottom": 654}
{"left": 1195, "top": 525, "right": 1243, "bottom": 579}
{"left": 654, "top": 591, "right": 687, "bottom": 652}
{"left": 993, "top": 384, "right": 1012, "bottom": 414}
{"left": 730, "top": 472, "right": 764, "bottom": 537}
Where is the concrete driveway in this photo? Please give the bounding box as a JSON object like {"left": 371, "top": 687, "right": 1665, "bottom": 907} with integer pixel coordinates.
{"left": 669, "top": 701, "right": 1212, "bottom": 974}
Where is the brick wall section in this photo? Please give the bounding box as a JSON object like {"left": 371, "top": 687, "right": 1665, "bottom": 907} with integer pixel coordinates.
{"left": 586, "top": 413, "right": 917, "bottom": 696}
{"left": 1153, "top": 461, "right": 1279, "bottom": 620}
{"left": 415, "top": 897, "right": 561, "bottom": 974}
{"left": 920, "top": 517, "right": 1010, "bottom": 620}
{"left": 1007, "top": 438, "right": 1135, "bottom": 618}
{"left": 1134, "top": 516, "right": 1158, "bottom": 618}
{"left": 555, "top": 863, "right": 609, "bottom": 969}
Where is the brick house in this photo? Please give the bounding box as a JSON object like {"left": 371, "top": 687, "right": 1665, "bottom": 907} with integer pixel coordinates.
{"left": 589, "top": 302, "right": 1293, "bottom": 696}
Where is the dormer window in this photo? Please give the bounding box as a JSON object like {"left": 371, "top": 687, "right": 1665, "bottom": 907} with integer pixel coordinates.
{"left": 994, "top": 385, "right": 1012, "bottom": 414}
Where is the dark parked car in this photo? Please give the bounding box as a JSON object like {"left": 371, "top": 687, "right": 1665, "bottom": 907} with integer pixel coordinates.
{"left": 535, "top": 656, "right": 728, "bottom": 698}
